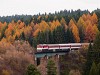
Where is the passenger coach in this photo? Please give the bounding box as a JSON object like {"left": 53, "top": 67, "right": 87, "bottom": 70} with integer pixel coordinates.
{"left": 37, "top": 43, "right": 82, "bottom": 52}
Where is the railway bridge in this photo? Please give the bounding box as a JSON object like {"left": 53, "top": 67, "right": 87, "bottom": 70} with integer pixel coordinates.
{"left": 34, "top": 43, "right": 89, "bottom": 75}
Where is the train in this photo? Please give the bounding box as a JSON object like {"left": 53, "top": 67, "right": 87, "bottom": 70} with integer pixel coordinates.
{"left": 37, "top": 43, "right": 82, "bottom": 52}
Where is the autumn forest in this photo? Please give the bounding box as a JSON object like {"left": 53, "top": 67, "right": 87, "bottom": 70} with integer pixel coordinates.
{"left": 0, "top": 9, "right": 100, "bottom": 75}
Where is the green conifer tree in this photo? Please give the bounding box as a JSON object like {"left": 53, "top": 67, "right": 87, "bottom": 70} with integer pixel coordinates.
{"left": 93, "top": 32, "right": 100, "bottom": 50}
{"left": 89, "top": 62, "right": 97, "bottom": 75}
{"left": 26, "top": 64, "right": 41, "bottom": 75}
{"left": 84, "top": 42, "right": 93, "bottom": 75}
{"left": 97, "top": 63, "right": 100, "bottom": 75}
{"left": 47, "top": 59, "right": 57, "bottom": 75}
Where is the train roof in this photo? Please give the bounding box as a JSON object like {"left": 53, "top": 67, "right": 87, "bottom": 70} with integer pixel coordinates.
{"left": 37, "top": 43, "right": 81, "bottom": 46}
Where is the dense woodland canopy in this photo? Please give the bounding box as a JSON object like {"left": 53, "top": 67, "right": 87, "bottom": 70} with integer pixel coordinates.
{"left": 0, "top": 9, "right": 100, "bottom": 47}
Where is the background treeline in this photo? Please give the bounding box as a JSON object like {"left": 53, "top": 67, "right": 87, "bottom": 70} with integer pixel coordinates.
{"left": 0, "top": 9, "right": 89, "bottom": 24}
{"left": 0, "top": 9, "right": 100, "bottom": 48}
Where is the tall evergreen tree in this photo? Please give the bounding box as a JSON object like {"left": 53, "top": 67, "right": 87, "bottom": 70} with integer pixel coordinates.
{"left": 66, "top": 28, "right": 75, "bottom": 43}
{"left": 97, "top": 63, "right": 100, "bottom": 75}
{"left": 84, "top": 32, "right": 100, "bottom": 75}
{"left": 89, "top": 62, "right": 97, "bottom": 75}
{"left": 77, "top": 17, "right": 85, "bottom": 42}
{"left": 28, "top": 36, "right": 33, "bottom": 46}
{"left": 33, "top": 38, "right": 38, "bottom": 48}
{"left": 84, "top": 42, "right": 93, "bottom": 75}
{"left": 93, "top": 32, "right": 100, "bottom": 63}
{"left": 47, "top": 60, "right": 57, "bottom": 75}
{"left": 93, "top": 32, "right": 100, "bottom": 50}
{"left": 97, "top": 21, "right": 100, "bottom": 31}
{"left": 53, "top": 26, "right": 65, "bottom": 44}
{"left": 49, "top": 31, "right": 54, "bottom": 44}
{"left": 37, "top": 31, "right": 44, "bottom": 44}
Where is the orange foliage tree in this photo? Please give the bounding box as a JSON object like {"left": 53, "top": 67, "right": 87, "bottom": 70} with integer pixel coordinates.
{"left": 81, "top": 13, "right": 98, "bottom": 42}
{"left": 85, "top": 22, "right": 95, "bottom": 42}
{"left": 92, "top": 13, "right": 98, "bottom": 24}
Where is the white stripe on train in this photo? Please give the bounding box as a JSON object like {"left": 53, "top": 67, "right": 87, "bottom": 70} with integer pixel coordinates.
{"left": 37, "top": 43, "right": 82, "bottom": 52}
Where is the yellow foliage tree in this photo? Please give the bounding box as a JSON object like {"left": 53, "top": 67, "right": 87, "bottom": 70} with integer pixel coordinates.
{"left": 24, "top": 26, "right": 32, "bottom": 38}
{"left": 34, "top": 24, "right": 39, "bottom": 31}
{"left": 69, "top": 19, "right": 75, "bottom": 29}
{"left": 33, "top": 29, "right": 40, "bottom": 37}
{"left": 93, "top": 24, "right": 99, "bottom": 35}
{"left": 50, "top": 20, "right": 61, "bottom": 31}
{"left": 15, "top": 29, "right": 21, "bottom": 38}
{"left": 50, "top": 22, "right": 56, "bottom": 31}
{"left": 39, "top": 20, "right": 49, "bottom": 32}
{"left": 5, "top": 29, "right": 12, "bottom": 37}
{"left": 77, "top": 17, "right": 86, "bottom": 30}
{"left": 69, "top": 19, "right": 80, "bottom": 42}
{"left": 82, "top": 14, "right": 87, "bottom": 21}
{"left": 60, "top": 18, "right": 66, "bottom": 25}
{"left": 7, "top": 35, "right": 15, "bottom": 43}
{"left": 72, "top": 25, "right": 80, "bottom": 42}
